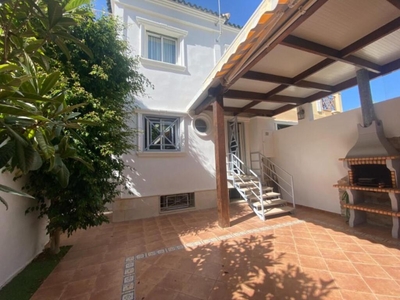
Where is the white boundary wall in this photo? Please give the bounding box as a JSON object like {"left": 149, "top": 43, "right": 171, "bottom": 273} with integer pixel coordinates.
{"left": 0, "top": 173, "right": 48, "bottom": 288}
{"left": 272, "top": 97, "right": 400, "bottom": 213}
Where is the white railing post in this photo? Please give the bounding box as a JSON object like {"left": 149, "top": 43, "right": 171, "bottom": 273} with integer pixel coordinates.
{"left": 291, "top": 176, "right": 295, "bottom": 208}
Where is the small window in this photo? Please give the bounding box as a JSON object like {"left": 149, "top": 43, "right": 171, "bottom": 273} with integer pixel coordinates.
{"left": 147, "top": 32, "right": 177, "bottom": 64}
{"left": 321, "top": 95, "right": 336, "bottom": 111}
{"left": 160, "top": 193, "right": 195, "bottom": 212}
{"left": 144, "top": 116, "right": 180, "bottom": 151}
{"left": 194, "top": 118, "right": 207, "bottom": 133}
{"left": 192, "top": 114, "right": 212, "bottom": 136}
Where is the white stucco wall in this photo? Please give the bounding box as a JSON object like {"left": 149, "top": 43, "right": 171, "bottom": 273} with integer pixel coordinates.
{"left": 113, "top": 0, "right": 239, "bottom": 204}
{"left": 272, "top": 97, "right": 400, "bottom": 213}
{"left": 123, "top": 112, "right": 217, "bottom": 198}
{"left": 115, "top": 0, "right": 238, "bottom": 112}
{"left": 0, "top": 173, "right": 48, "bottom": 288}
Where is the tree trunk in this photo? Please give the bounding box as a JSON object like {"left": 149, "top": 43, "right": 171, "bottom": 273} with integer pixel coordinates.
{"left": 49, "top": 228, "right": 61, "bottom": 254}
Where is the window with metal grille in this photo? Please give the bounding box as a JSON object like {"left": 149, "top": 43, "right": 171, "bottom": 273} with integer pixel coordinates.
{"left": 147, "top": 32, "right": 177, "bottom": 64}
{"left": 321, "top": 95, "right": 336, "bottom": 111}
{"left": 160, "top": 193, "right": 195, "bottom": 212}
{"left": 144, "top": 116, "right": 180, "bottom": 151}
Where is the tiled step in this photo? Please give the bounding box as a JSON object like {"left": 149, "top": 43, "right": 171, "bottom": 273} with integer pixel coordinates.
{"left": 264, "top": 206, "right": 295, "bottom": 217}
{"left": 251, "top": 199, "right": 287, "bottom": 210}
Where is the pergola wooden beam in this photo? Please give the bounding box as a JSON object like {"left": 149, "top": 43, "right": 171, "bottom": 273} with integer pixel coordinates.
{"left": 303, "top": 58, "right": 400, "bottom": 104}
{"left": 242, "top": 71, "right": 333, "bottom": 91}
{"left": 273, "top": 104, "right": 297, "bottom": 116}
{"left": 194, "top": 85, "right": 224, "bottom": 115}
{"left": 340, "top": 16, "right": 400, "bottom": 56}
{"left": 238, "top": 17, "right": 400, "bottom": 113}
{"left": 281, "top": 35, "right": 382, "bottom": 73}
{"left": 223, "top": 106, "right": 274, "bottom": 116}
{"left": 387, "top": 0, "right": 400, "bottom": 10}
{"left": 224, "top": 90, "right": 304, "bottom": 104}
{"left": 225, "top": 0, "right": 330, "bottom": 87}
{"left": 272, "top": 58, "right": 400, "bottom": 116}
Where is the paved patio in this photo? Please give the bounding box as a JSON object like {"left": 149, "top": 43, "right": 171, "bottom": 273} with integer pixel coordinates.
{"left": 31, "top": 203, "right": 400, "bottom": 300}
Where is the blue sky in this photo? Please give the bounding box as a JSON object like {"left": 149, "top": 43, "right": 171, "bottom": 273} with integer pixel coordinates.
{"left": 93, "top": 0, "right": 400, "bottom": 112}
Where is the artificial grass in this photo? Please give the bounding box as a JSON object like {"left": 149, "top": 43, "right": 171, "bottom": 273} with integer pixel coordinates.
{"left": 0, "top": 246, "right": 71, "bottom": 300}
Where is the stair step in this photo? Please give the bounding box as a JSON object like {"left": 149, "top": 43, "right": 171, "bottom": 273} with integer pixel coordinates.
{"left": 235, "top": 181, "right": 259, "bottom": 188}
{"left": 249, "top": 192, "right": 280, "bottom": 201}
{"left": 251, "top": 199, "right": 287, "bottom": 209}
{"left": 241, "top": 186, "right": 273, "bottom": 194}
{"left": 236, "top": 175, "right": 258, "bottom": 181}
{"left": 264, "top": 206, "right": 295, "bottom": 217}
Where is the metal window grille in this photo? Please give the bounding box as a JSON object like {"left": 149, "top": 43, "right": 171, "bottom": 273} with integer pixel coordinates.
{"left": 144, "top": 116, "right": 180, "bottom": 151}
{"left": 321, "top": 95, "right": 335, "bottom": 111}
{"left": 160, "top": 193, "right": 195, "bottom": 212}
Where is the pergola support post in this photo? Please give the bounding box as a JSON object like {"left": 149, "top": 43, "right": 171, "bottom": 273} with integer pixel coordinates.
{"left": 213, "top": 94, "right": 230, "bottom": 228}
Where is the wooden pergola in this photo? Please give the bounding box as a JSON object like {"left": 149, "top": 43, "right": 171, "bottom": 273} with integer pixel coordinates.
{"left": 187, "top": 0, "right": 400, "bottom": 227}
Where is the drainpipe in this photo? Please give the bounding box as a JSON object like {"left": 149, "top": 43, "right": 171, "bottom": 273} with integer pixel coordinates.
{"left": 356, "top": 68, "right": 377, "bottom": 127}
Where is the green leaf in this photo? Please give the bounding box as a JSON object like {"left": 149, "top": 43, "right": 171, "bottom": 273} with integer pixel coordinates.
{"left": 64, "top": 112, "right": 81, "bottom": 121}
{"left": 71, "top": 156, "right": 94, "bottom": 171}
{"left": 40, "top": 71, "right": 60, "bottom": 95}
{"left": 0, "top": 183, "right": 35, "bottom": 199}
{"left": 0, "top": 140, "right": 15, "bottom": 168}
{"left": 53, "top": 155, "right": 69, "bottom": 188}
{"left": 24, "top": 39, "right": 45, "bottom": 53}
{"left": 32, "top": 54, "right": 50, "bottom": 72}
{"left": 30, "top": 150, "right": 43, "bottom": 171}
{"left": 54, "top": 37, "right": 71, "bottom": 60}
{"left": 0, "top": 63, "right": 22, "bottom": 73}
{"left": 53, "top": 102, "right": 86, "bottom": 117}
{"left": 3, "top": 124, "right": 28, "bottom": 147}
{"left": 0, "top": 104, "right": 49, "bottom": 122}
{"left": 13, "top": 100, "right": 38, "bottom": 112}
{"left": 9, "top": 92, "right": 62, "bottom": 104}
{"left": 4, "top": 116, "right": 36, "bottom": 127}
{"left": 69, "top": 129, "right": 86, "bottom": 145}
{"left": 57, "top": 17, "right": 77, "bottom": 26}
{"left": 14, "top": 140, "right": 37, "bottom": 173}
{"left": 47, "top": 0, "right": 63, "bottom": 28}
{"left": 70, "top": 119, "right": 99, "bottom": 126}
{"left": 55, "top": 31, "right": 93, "bottom": 59}
{"left": 35, "top": 129, "right": 55, "bottom": 160}
{"left": 64, "top": 0, "right": 90, "bottom": 11}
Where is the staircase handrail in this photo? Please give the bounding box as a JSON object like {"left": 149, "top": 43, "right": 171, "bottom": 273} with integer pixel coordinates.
{"left": 251, "top": 152, "right": 295, "bottom": 209}
{"left": 230, "top": 153, "right": 265, "bottom": 219}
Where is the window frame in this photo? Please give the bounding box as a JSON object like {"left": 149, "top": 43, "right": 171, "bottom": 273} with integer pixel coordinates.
{"left": 137, "top": 17, "right": 187, "bottom": 72}
{"left": 143, "top": 115, "right": 181, "bottom": 152}
{"left": 147, "top": 31, "right": 177, "bottom": 64}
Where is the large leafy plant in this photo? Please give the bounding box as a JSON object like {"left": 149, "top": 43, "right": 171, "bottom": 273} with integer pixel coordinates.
{"left": 25, "top": 12, "right": 151, "bottom": 254}
{"left": 0, "top": 0, "right": 93, "bottom": 207}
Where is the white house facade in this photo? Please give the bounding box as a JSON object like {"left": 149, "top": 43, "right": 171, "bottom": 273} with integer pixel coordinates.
{"left": 111, "top": 0, "right": 400, "bottom": 241}
{"left": 110, "top": 0, "right": 242, "bottom": 221}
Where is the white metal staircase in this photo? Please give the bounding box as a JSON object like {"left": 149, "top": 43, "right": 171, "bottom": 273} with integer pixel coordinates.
{"left": 227, "top": 152, "right": 295, "bottom": 221}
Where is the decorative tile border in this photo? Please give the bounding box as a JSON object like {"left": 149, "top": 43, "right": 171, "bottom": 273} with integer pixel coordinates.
{"left": 120, "top": 219, "right": 305, "bottom": 300}
{"left": 120, "top": 215, "right": 400, "bottom": 299}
